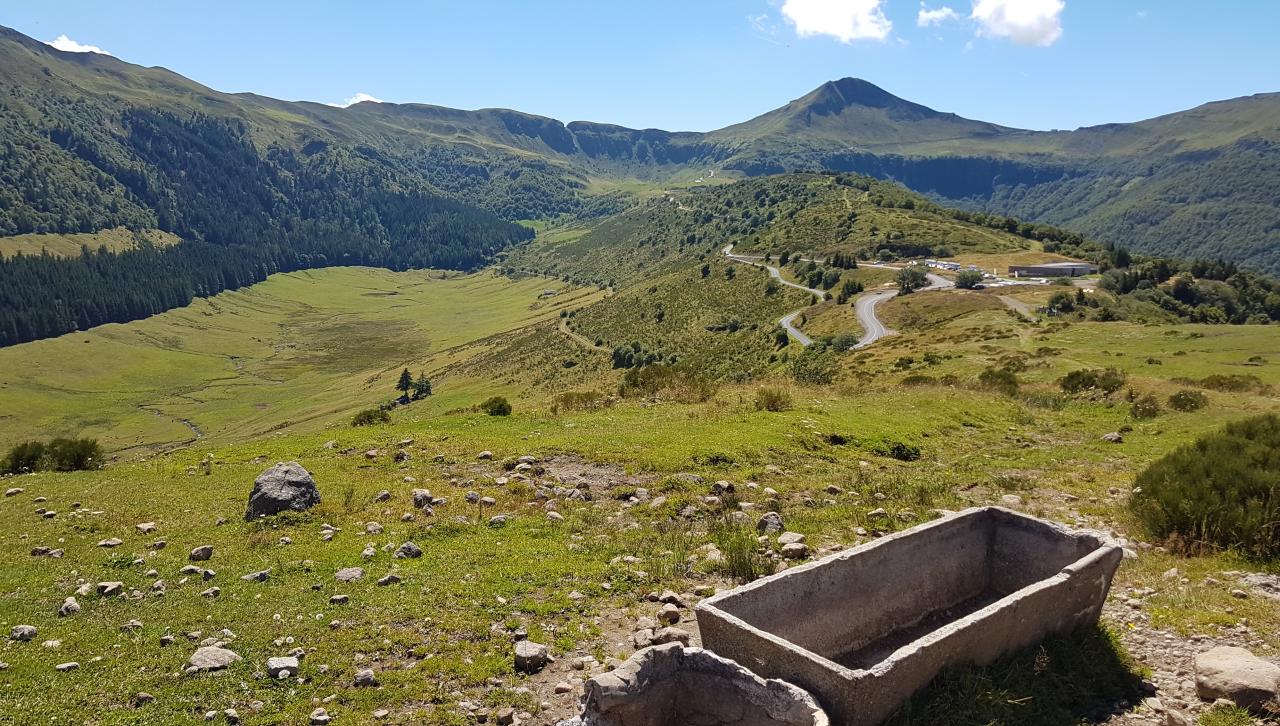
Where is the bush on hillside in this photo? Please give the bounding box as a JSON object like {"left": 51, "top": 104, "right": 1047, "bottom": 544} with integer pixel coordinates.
{"left": 1130, "top": 394, "right": 1162, "bottom": 420}
{"left": 790, "top": 344, "right": 837, "bottom": 385}
{"left": 977, "top": 367, "right": 1019, "bottom": 396}
{"left": 1167, "top": 390, "right": 1209, "bottom": 412}
{"left": 351, "top": 408, "right": 390, "bottom": 427}
{"left": 551, "top": 390, "right": 613, "bottom": 414}
{"left": 1, "top": 438, "right": 103, "bottom": 474}
{"left": 1130, "top": 414, "right": 1280, "bottom": 558}
{"left": 619, "top": 364, "right": 717, "bottom": 402}
{"left": 754, "top": 386, "right": 793, "bottom": 412}
{"left": 1059, "top": 368, "right": 1126, "bottom": 395}
{"left": 480, "top": 396, "right": 513, "bottom": 416}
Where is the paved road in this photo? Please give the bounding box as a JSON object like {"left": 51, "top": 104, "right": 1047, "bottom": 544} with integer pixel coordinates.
{"left": 722, "top": 244, "right": 953, "bottom": 349}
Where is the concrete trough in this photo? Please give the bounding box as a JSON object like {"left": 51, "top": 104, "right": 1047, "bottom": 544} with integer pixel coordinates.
{"left": 696, "top": 507, "right": 1122, "bottom": 726}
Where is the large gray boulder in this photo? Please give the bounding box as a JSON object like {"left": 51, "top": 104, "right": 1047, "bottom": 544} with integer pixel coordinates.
{"left": 245, "top": 462, "right": 320, "bottom": 520}
{"left": 1195, "top": 646, "right": 1280, "bottom": 712}
{"left": 559, "top": 643, "right": 828, "bottom": 726}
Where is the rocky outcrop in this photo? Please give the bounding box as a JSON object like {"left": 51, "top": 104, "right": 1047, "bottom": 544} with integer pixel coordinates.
{"left": 559, "top": 643, "right": 828, "bottom": 726}
{"left": 245, "top": 462, "right": 320, "bottom": 520}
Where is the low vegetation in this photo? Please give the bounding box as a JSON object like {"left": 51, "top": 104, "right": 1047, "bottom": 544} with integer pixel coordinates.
{"left": 1, "top": 437, "right": 102, "bottom": 474}
{"left": 1131, "top": 414, "right": 1280, "bottom": 558}
{"left": 479, "top": 396, "right": 513, "bottom": 416}
{"left": 350, "top": 408, "right": 390, "bottom": 427}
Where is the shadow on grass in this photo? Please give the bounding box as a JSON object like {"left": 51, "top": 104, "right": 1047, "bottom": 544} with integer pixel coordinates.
{"left": 884, "top": 625, "right": 1147, "bottom": 726}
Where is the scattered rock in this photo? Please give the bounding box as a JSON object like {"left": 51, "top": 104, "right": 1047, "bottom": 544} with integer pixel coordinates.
{"left": 97, "top": 538, "right": 124, "bottom": 548}
{"left": 309, "top": 707, "right": 332, "bottom": 725}
{"left": 335, "top": 567, "right": 365, "bottom": 583}
{"left": 240, "top": 569, "right": 270, "bottom": 582}
{"left": 58, "top": 597, "right": 80, "bottom": 617}
{"left": 330, "top": 595, "right": 349, "bottom": 605}
{"left": 781, "top": 542, "right": 810, "bottom": 560}
{"left": 187, "top": 646, "right": 242, "bottom": 672}
{"left": 55, "top": 662, "right": 79, "bottom": 672}
{"left": 377, "top": 573, "right": 402, "bottom": 587}
{"left": 1102, "top": 432, "right": 1124, "bottom": 444}
{"left": 515, "top": 640, "right": 550, "bottom": 673}
{"left": 10, "top": 625, "right": 37, "bottom": 642}
{"left": 354, "top": 668, "right": 379, "bottom": 687}
{"left": 97, "top": 582, "right": 124, "bottom": 597}
{"left": 394, "top": 541, "right": 422, "bottom": 559}
{"left": 200, "top": 587, "right": 220, "bottom": 599}
{"left": 267, "top": 656, "right": 299, "bottom": 679}
{"left": 650, "top": 627, "right": 692, "bottom": 646}
{"left": 245, "top": 462, "right": 320, "bottom": 520}
{"left": 777, "top": 532, "right": 806, "bottom": 546}
{"left": 189, "top": 545, "right": 214, "bottom": 562}
{"left": 4, "top": 487, "right": 23, "bottom": 497}
{"left": 756, "top": 511, "right": 784, "bottom": 535}
{"left": 1195, "top": 646, "right": 1280, "bottom": 712}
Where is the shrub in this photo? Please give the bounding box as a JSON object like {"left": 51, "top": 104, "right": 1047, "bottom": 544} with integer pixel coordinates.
{"left": 619, "top": 364, "right": 717, "bottom": 402}
{"left": 710, "top": 518, "right": 769, "bottom": 583}
{"left": 900, "top": 374, "right": 937, "bottom": 387}
{"left": 480, "top": 396, "right": 513, "bottom": 416}
{"left": 955, "top": 270, "right": 984, "bottom": 289}
{"left": 977, "top": 367, "right": 1019, "bottom": 396}
{"left": 1186, "top": 374, "right": 1271, "bottom": 394}
{"left": 1130, "top": 414, "right": 1280, "bottom": 558}
{"left": 351, "top": 408, "right": 390, "bottom": 427}
{"left": 754, "top": 386, "right": 793, "bottom": 412}
{"left": 1167, "top": 390, "right": 1209, "bottom": 412}
{"left": 1130, "top": 394, "right": 1161, "bottom": 419}
{"left": 872, "top": 439, "right": 921, "bottom": 461}
{"left": 1059, "top": 368, "right": 1126, "bottom": 395}
{"left": 2, "top": 438, "right": 103, "bottom": 474}
{"left": 790, "top": 345, "right": 836, "bottom": 385}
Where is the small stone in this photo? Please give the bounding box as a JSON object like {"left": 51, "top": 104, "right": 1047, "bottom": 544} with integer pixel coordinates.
{"left": 355, "top": 668, "right": 379, "bottom": 687}
{"left": 267, "top": 656, "right": 299, "bottom": 678}
{"left": 10, "top": 625, "right": 37, "bottom": 642}
{"left": 330, "top": 595, "right": 349, "bottom": 605}
{"left": 650, "top": 627, "right": 692, "bottom": 646}
{"left": 1102, "top": 432, "right": 1124, "bottom": 444}
{"left": 4, "top": 487, "right": 23, "bottom": 497}
{"left": 200, "top": 587, "right": 221, "bottom": 599}
{"left": 58, "top": 597, "right": 80, "bottom": 617}
{"left": 999, "top": 494, "right": 1024, "bottom": 507}
{"left": 98, "top": 538, "right": 124, "bottom": 548}
{"left": 374, "top": 490, "right": 391, "bottom": 503}
{"left": 377, "top": 573, "right": 402, "bottom": 587}
{"left": 55, "top": 662, "right": 80, "bottom": 672}
{"left": 189, "top": 545, "right": 214, "bottom": 562}
{"left": 478, "top": 451, "right": 494, "bottom": 460}
{"left": 757, "top": 511, "right": 784, "bottom": 534}
{"left": 335, "top": 567, "right": 365, "bottom": 582}
{"left": 781, "top": 542, "right": 810, "bottom": 559}
{"left": 132, "top": 692, "right": 156, "bottom": 706}
{"left": 187, "top": 646, "right": 241, "bottom": 671}
{"left": 310, "top": 707, "right": 332, "bottom": 725}
{"left": 97, "top": 581, "right": 125, "bottom": 597}
{"left": 777, "top": 532, "right": 806, "bottom": 546}
{"left": 240, "top": 569, "right": 270, "bottom": 582}
{"left": 135, "top": 522, "right": 157, "bottom": 534}
{"left": 394, "top": 541, "right": 422, "bottom": 559}
{"left": 514, "top": 640, "right": 549, "bottom": 673}
{"left": 658, "top": 603, "right": 681, "bottom": 624}
{"left": 488, "top": 515, "right": 509, "bottom": 528}
{"left": 120, "top": 619, "right": 143, "bottom": 632}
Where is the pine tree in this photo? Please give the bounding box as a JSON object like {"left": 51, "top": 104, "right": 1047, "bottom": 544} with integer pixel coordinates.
{"left": 396, "top": 368, "right": 413, "bottom": 394}
{"left": 412, "top": 373, "right": 432, "bottom": 399}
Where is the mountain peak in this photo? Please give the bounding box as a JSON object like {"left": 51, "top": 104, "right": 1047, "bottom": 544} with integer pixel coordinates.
{"left": 796, "top": 77, "right": 935, "bottom": 118}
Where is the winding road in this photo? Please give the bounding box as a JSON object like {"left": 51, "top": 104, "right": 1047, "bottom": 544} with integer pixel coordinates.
{"left": 722, "top": 244, "right": 952, "bottom": 350}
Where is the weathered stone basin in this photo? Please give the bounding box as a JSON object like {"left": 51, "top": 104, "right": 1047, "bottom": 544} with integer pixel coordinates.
{"left": 696, "top": 507, "right": 1122, "bottom": 725}
{"left": 560, "top": 642, "right": 830, "bottom": 726}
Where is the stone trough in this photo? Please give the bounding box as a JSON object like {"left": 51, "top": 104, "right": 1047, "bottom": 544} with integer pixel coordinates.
{"left": 561, "top": 643, "right": 829, "bottom": 726}
{"left": 696, "top": 507, "right": 1122, "bottom": 725}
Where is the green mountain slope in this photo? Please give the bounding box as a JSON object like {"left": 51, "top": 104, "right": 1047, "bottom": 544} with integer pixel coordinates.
{"left": 0, "top": 23, "right": 1277, "bottom": 295}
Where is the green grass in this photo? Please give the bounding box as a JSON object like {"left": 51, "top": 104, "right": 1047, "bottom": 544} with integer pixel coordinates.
{"left": 0, "top": 267, "right": 604, "bottom": 455}
{"left": 0, "top": 227, "right": 181, "bottom": 259}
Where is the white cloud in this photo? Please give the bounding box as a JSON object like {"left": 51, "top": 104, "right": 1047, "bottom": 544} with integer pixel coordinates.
{"left": 46, "top": 34, "right": 112, "bottom": 55}
{"left": 329, "top": 92, "right": 384, "bottom": 108}
{"left": 971, "top": 0, "right": 1065, "bottom": 46}
{"left": 780, "top": 0, "right": 892, "bottom": 43}
{"left": 917, "top": 5, "right": 959, "bottom": 26}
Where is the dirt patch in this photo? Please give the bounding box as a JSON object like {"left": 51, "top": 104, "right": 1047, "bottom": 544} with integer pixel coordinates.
{"left": 541, "top": 456, "right": 658, "bottom": 492}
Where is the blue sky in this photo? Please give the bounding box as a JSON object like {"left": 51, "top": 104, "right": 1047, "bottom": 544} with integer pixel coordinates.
{"left": 6, "top": 1, "right": 1277, "bottom": 132}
